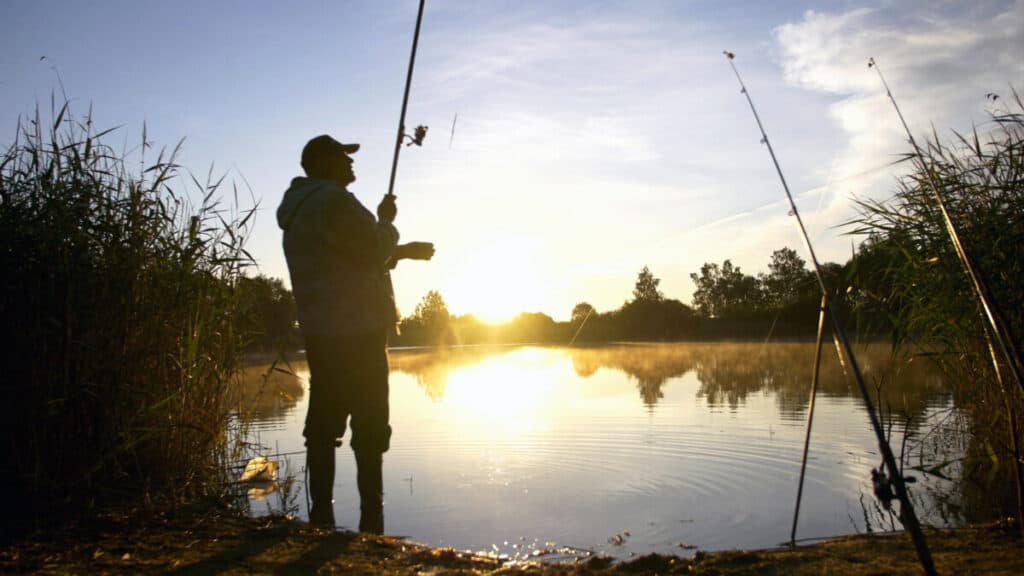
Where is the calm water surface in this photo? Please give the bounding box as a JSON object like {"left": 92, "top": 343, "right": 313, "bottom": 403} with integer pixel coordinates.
{"left": 239, "top": 342, "right": 959, "bottom": 560}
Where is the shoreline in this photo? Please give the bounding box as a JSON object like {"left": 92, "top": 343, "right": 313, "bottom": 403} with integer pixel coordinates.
{"left": 3, "top": 503, "right": 1020, "bottom": 575}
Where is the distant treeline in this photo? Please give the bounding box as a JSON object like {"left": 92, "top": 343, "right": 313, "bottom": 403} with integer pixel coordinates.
{"left": 238, "top": 247, "right": 876, "bottom": 348}
{"left": 389, "top": 249, "right": 855, "bottom": 347}
{"left": 236, "top": 249, "right": 854, "bottom": 348}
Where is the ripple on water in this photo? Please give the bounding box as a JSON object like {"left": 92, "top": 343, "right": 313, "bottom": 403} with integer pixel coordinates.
{"left": 248, "top": 344, "right": 961, "bottom": 559}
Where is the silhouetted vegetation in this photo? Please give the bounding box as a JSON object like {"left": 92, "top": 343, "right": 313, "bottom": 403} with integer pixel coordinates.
{"left": 0, "top": 102, "right": 254, "bottom": 538}
{"left": 395, "top": 289, "right": 454, "bottom": 345}
{"left": 846, "top": 92, "right": 1024, "bottom": 522}
{"left": 392, "top": 267, "right": 705, "bottom": 346}
{"left": 235, "top": 274, "right": 300, "bottom": 352}
{"left": 390, "top": 255, "right": 849, "bottom": 348}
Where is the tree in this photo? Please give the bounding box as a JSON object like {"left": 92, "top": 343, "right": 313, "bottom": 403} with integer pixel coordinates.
{"left": 760, "top": 248, "right": 815, "bottom": 310}
{"left": 410, "top": 290, "right": 450, "bottom": 330}
{"left": 235, "top": 275, "right": 299, "bottom": 351}
{"left": 507, "top": 312, "right": 558, "bottom": 343}
{"left": 632, "top": 266, "right": 663, "bottom": 303}
{"left": 571, "top": 302, "right": 596, "bottom": 325}
{"left": 690, "top": 260, "right": 764, "bottom": 318}
{"left": 397, "top": 290, "right": 455, "bottom": 346}
{"left": 620, "top": 297, "right": 697, "bottom": 341}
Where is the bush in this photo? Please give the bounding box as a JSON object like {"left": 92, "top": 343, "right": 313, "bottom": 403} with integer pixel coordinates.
{"left": 848, "top": 94, "right": 1023, "bottom": 372}
{"left": 847, "top": 91, "right": 1024, "bottom": 520}
{"left": 0, "top": 101, "right": 254, "bottom": 536}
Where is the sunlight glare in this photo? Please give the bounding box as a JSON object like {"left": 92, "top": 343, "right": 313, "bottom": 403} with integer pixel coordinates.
{"left": 440, "top": 349, "right": 561, "bottom": 439}
{"left": 445, "top": 237, "right": 548, "bottom": 323}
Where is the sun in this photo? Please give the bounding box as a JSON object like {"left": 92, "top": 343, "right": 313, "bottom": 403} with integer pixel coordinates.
{"left": 444, "top": 237, "right": 548, "bottom": 323}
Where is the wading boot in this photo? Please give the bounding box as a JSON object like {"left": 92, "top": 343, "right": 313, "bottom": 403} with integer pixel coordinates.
{"left": 355, "top": 450, "right": 384, "bottom": 534}
{"left": 307, "top": 440, "right": 336, "bottom": 528}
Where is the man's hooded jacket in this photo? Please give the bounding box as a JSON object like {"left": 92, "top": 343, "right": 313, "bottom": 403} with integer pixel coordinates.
{"left": 277, "top": 177, "right": 399, "bottom": 336}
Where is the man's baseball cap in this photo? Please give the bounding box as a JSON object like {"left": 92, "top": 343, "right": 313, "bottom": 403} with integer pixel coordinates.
{"left": 301, "top": 134, "right": 359, "bottom": 172}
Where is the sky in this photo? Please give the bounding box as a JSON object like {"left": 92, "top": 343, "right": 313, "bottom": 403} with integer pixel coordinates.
{"left": 2, "top": 0, "right": 1021, "bottom": 322}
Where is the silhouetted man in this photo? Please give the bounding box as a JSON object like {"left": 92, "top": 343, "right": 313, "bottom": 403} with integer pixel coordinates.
{"left": 277, "top": 135, "right": 433, "bottom": 533}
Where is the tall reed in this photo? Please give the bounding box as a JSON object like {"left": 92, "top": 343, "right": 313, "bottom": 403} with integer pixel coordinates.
{"left": 0, "top": 98, "right": 255, "bottom": 536}
{"left": 847, "top": 91, "right": 1024, "bottom": 523}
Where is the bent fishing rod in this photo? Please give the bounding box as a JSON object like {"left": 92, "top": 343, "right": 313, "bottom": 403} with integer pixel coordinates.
{"left": 723, "top": 51, "right": 937, "bottom": 576}
{"left": 868, "top": 57, "right": 1023, "bottom": 395}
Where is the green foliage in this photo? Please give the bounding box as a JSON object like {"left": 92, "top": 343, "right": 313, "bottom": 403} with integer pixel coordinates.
{"left": 847, "top": 94, "right": 1024, "bottom": 368}
{"left": 690, "top": 259, "right": 765, "bottom": 318}
{"left": 0, "top": 101, "right": 253, "bottom": 531}
{"left": 846, "top": 92, "right": 1024, "bottom": 519}
{"left": 760, "top": 247, "right": 817, "bottom": 310}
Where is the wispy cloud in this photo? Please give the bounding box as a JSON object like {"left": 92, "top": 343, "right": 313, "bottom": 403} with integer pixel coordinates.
{"left": 774, "top": 1, "right": 1024, "bottom": 187}
{"left": 400, "top": 2, "right": 1024, "bottom": 315}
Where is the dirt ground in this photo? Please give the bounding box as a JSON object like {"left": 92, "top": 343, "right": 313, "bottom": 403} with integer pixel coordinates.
{"left": 2, "top": 503, "right": 1021, "bottom": 575}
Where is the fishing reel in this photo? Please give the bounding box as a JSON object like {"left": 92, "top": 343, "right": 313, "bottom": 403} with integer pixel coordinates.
{"left": 404, "top": 124, "right": 428, "bottom": 147}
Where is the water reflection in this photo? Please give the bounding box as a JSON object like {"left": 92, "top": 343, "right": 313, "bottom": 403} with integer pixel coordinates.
{"left": 391, "top": 343, "right": 949, "bottom": 419}
{"left": 240, "top": 343, "right": 974, "bottom": 560}
{"left": 236, "top": 361, "right": 305, "bottom": 419}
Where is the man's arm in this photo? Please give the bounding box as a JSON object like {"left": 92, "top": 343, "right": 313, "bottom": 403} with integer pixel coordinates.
{"left": 387, "top": 241, "right": 435, "bottom": 269}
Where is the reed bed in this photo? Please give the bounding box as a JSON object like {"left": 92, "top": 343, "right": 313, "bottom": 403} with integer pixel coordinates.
{"left": 847, "top": 91, "right": 1024, "bottom": 522}
{"left": 0, "top": 99, "right": 255, "bottom": 535}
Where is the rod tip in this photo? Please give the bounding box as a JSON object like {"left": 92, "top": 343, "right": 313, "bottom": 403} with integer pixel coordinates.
{"left": 724, "top": 51, "right": 736, "bottom": 60}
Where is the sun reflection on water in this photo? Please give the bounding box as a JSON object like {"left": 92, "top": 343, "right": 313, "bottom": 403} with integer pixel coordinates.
{"left": 242, "top": 343, "right": 967, "bottom": 561}
{"left": 436, "top": 348, "right": 563, "bottom": 440}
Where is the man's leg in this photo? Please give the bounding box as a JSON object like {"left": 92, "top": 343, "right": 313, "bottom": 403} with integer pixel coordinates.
{"left": 306, "top": 437, "right": 336, "bottom": 526}
{"left": 350, "top": 331, "right": 391, "bottom": 535}
{"left": 354, "top": 450, "right": 384, "bottom": 534}
{"left": 303, "top": 335, "right": 346, "bottom": 528}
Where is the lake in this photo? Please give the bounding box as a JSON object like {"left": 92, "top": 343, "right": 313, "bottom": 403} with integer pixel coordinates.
{"left": 238, "top": 342, "right": 964, "bottom": 561}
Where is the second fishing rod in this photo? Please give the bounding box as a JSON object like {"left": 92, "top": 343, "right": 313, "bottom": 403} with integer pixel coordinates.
{"left": 723, "top": 51, "right": 937, "bottom": 576}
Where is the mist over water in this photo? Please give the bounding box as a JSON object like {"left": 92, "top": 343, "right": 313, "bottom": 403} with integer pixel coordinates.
{"left": 241, "top": 342, "right": 965, "bottom": 560}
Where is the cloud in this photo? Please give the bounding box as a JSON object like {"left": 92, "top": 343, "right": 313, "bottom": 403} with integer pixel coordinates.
{"left": 745, "top": 0, "right": 1024, "bottom": 283}
{"left": 774, "top": 1, "right": 1024, "bottom": 187}
{"left": 399, "top": 1, "right": 1024, "bottom": 318}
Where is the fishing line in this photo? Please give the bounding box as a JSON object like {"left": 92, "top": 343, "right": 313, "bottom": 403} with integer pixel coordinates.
{"left": 724, "top": 50, "right": 936, "bottom": 576}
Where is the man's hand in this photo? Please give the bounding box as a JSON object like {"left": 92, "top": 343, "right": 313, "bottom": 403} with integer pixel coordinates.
{"left": 399, "top": 241, "right": 435, "bottom": 261}
{"left": 387, "top": 242, "right": 435, "bottom": 269}
{"left": 377, "top": 195, "right": 397, "bottom": 224}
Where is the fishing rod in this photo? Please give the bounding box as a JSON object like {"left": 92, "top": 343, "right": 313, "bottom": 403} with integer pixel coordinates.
{"left": 723, "top": 51, "right": 937, "bottom": 576}
{"left": 790, "top": 295, "right": 826, "bottom": 546}
{"left": 868, "top": 57, "right": 1024, "bottom": 395}
{"left": 569, "top": 306, "right": 595, "bottom": 346}
{"left": 387, "top": 0, "right": 428, "bottom": 199}
{"left": 381, "top": 0, "right": 428, "bottom": 336}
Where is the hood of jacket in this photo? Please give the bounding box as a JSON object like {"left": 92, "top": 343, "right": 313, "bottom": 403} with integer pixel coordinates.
{"left": 277, "top": 177, "right": 331, "bottom": 230}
